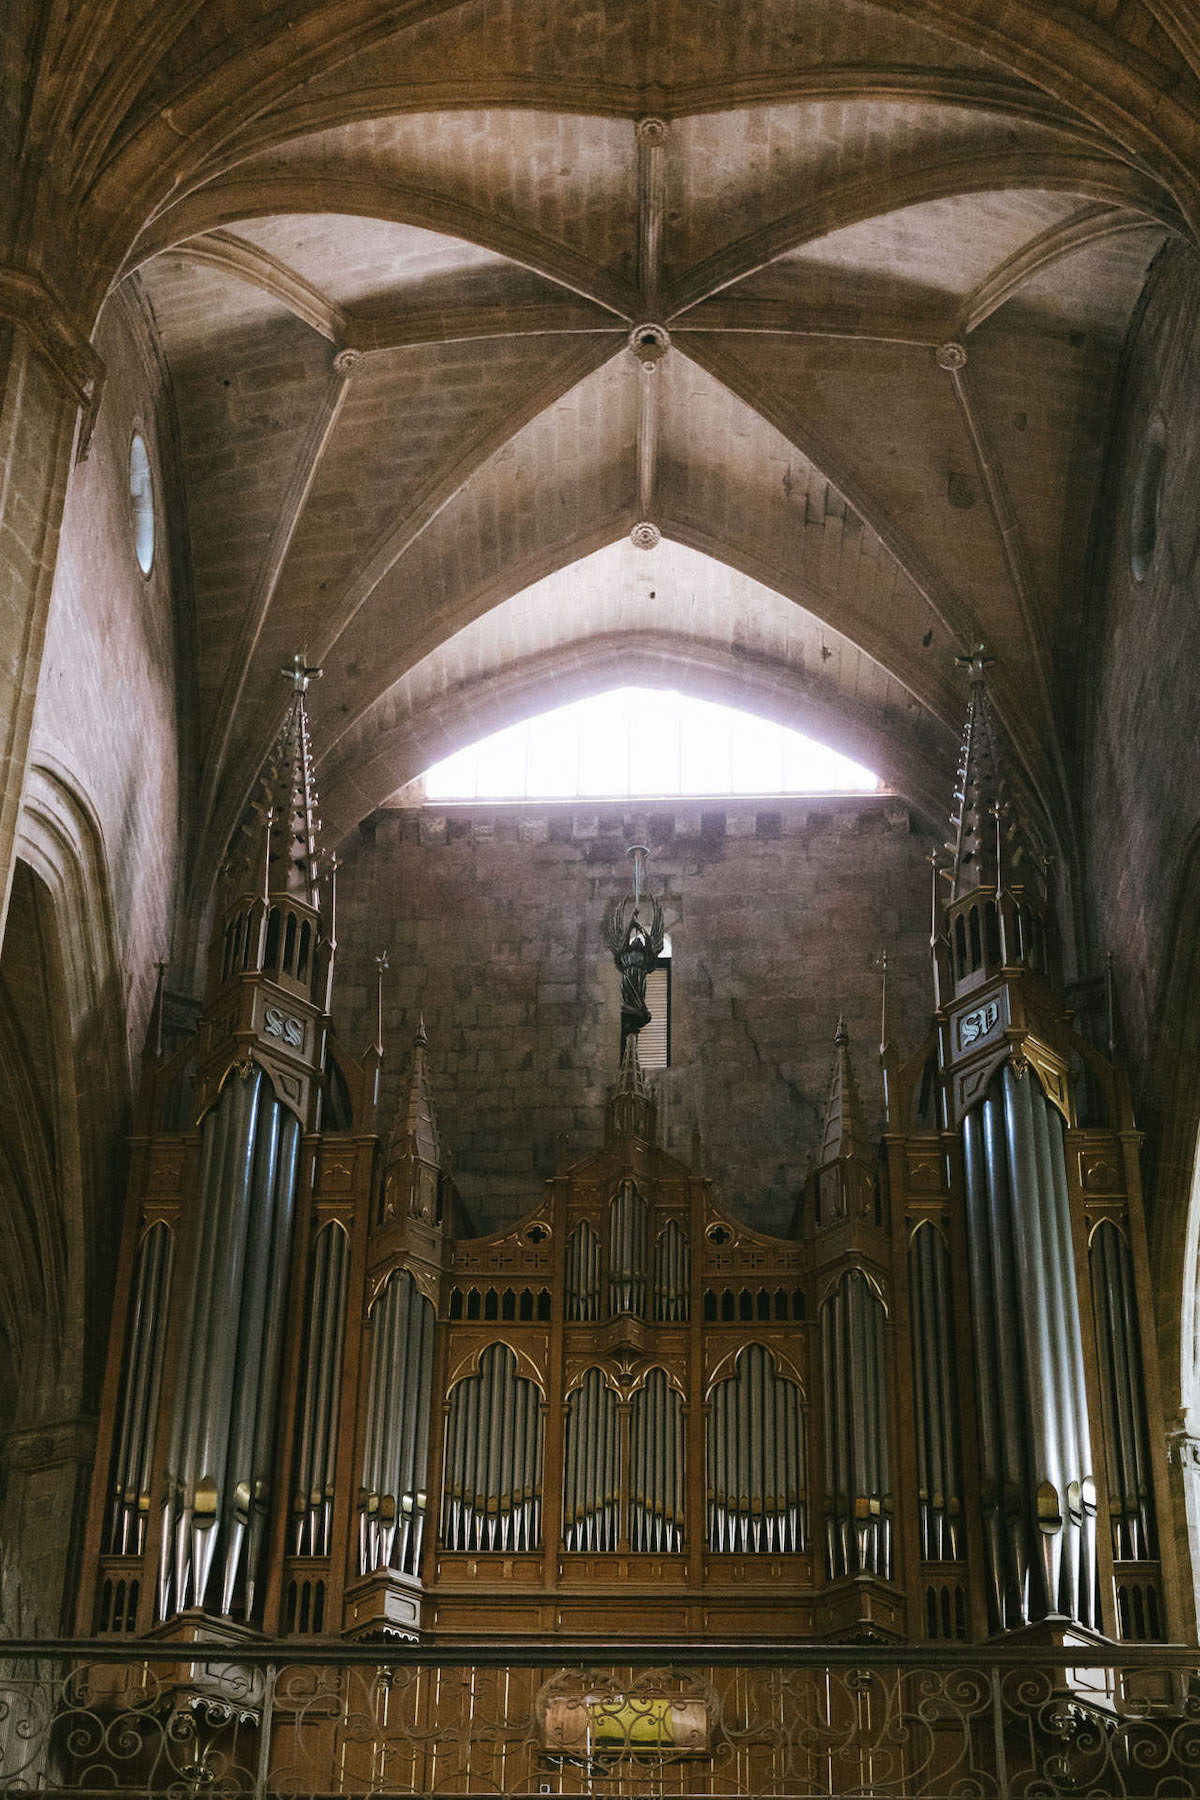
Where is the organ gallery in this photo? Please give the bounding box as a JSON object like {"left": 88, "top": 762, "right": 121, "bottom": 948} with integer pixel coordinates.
{"left": 78, "top": 651, "right": 1176, "bottom": 1656}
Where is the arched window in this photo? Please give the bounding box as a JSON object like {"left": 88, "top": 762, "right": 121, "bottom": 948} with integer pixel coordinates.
{"left": 422, "top": 688, "right": 880, "bottom": 802}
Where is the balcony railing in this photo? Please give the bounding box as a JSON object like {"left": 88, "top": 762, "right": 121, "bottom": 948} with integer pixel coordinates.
{"left": 0, "top": 1637, "right": 1197, "bottom": 1796}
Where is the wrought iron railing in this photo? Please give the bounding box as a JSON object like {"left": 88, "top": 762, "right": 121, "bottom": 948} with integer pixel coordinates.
{"left": 0, "top": 1637, "right": 1197, "bottom": 1796}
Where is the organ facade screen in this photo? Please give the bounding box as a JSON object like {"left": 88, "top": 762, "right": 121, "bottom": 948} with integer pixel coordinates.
{"left": 77, "top": 656, "right": 1178, "bottom": 1649}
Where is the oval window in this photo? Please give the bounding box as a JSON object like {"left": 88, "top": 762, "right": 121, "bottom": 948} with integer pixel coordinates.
{"left": 129, "top": 432, "right": 155, "bottom": 575}
{"left": 1129, "top": 415, "right": 1166, "bottom": 583}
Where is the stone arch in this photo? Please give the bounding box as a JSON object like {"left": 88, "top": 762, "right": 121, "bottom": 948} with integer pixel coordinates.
{"left": 0, "top": 760, "right": 130, "bottom": 1635}
{"left": 1140, "top": 820, "right": 1200, "bottom": 1639}
{"left": 0, "top": 860, "right": 68, "bottom": 1430}
{"left": 13, "top": 756, "right": 130, "bottom": 1413}
{"left": 320, "top": 631, "right": 948, "bottom": 849}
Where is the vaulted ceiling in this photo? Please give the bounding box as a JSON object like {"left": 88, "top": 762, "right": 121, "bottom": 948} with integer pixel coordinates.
{"left": 33, "top": 0, "right": 1199, "bottom": 893}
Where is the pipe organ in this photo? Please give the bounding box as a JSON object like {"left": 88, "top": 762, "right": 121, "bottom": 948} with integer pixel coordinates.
{"left": 80, "top": 653, "right": 1180, "bottom": 1653}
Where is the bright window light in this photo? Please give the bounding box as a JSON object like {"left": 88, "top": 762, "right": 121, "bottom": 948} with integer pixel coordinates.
{"left": 422, "top": 689, "right": 881, "bottom": 801}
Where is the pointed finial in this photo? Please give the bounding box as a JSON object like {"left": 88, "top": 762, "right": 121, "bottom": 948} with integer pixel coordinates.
{"left": 225, "top": 652, "right": 326, "bottom": 910}
{"left": 877, "top": 950, "right": 896, "bottom": 1127}
{"left": 283, "top": 652, "right": 323, "bottom": 693}
{"left": 956, "top": 641, "right": 995, "bottom": 686}
{"left": 325, "top": 852, "right": 340, "bottom": 949}
{"left": 618, "top": 1028, "right": 646, "bottom": 1096}
{"left": 927, "top": 848, "right": 946, "bottom": 943}
{"left": 947, "top": 645, "right": 1004, "bottom": 901}
{"left": 818, "top": 1015, "right": 871, "bottom": 1167}
{"left": 388, "top": 1013, "right": 440, "bottom": 1167}
{"left": 260, "top": 803, "right": 274, "bottom": 904}
{"left": 416, "top": 1011, "right": 428, "bottom": 1046}
{"left": 877, "top": 951, "right": 889, "bottom": 1041}
{"left": 371, "top": 951, "right": 389, "bottom": 1057}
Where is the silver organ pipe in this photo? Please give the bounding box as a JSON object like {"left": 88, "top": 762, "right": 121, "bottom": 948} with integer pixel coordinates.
{"left": 221, "top": 1097, "right": 301, "bottom": 1615}
{"left": 608, "top": 1180, "right": 648, "bottom": 1316}
{"left": 820, "top": 1273, "right": 891, "bottom": 1578}
{"left": 291, "top": 1222, "right": 349, "bottom": 1557}
{"left": 563, "top": 1370, "right": 620, "bottom": 1551}
{"left": 962, "top": 1066, "right": 1096, "bottom": 1627}
{"left": 158, "top": 1066, "right": 300, "bottom": 1619}
{"left": 565, "top": 1221, "right": 601, "bottom": 1321}
{"left": 706, "top": 1345, "right": 806, "bottom": 1554}
{"left": 653, "top": 1221, "right": 690, "bottom": 1321}
{"left": 1090, "top": 1221, "right": 1157, "bottom": 1561}
{"left": 359, "top": 1270, "right": 435, "bottom": 1576}
{"left": 105, "top": 1222, "right": 174, "bottom": 1557}
{"left": 908, "top": 1222, "right": 964, "bottom": 1561}
{"left": 440, "top": 1345, "right": 544, "bottom": 1552}
{"left": 630, "top": 1369, "right": 684, "bottom": 1551}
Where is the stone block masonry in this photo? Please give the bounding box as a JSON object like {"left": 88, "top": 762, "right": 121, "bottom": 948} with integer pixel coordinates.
{"left": 331, "top": 793, "right": 933, "bottom": 1236}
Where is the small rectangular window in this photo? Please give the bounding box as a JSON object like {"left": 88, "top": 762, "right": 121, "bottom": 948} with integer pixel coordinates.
{"left": 639, "top": 960, "right": 670, "bottom": 1068}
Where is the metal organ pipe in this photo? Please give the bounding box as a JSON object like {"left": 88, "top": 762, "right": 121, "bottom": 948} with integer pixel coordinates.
{"left": 908, "top": 1223, "right": 964, "bottom": 1562}
{"left": 630, "top": 1370, "right": 684, "bottom": 1552}
{"left": 609, "top": 1181, "right": 648, "bottom": 1316}
{"left": 1090, "top": 1221, "right": 1157, "bottom": 1562}
{"left": 820, "top": 1275, "right": 891, "bottom": 1579}
{"left": 1003, "top": 1068, "right": 1069, "bottom": 1616}
{"left": 565, "top": 1222, "right": 600, "bottom": 1321}
{"left": 159, "top": 1066, "right": 302, "bottom": 1620}
{"left": 106, "top": 1222, "right": 174, "bottom": 1557}
{"left": 359, "top": 1270, "right": 435, "bottom": 1576}
{"left": 440, "top": 1345, "right": 543, "bottom": 1553}
{"left": 291, "top": 1223, "right": 349, "bottom": 1557}
{"left": 707, "top": 1346, "right": 806, "bottom": 1555}
{"left": 563, "top": 1371, "right": 620, "bottom": 1551}
{"left": 220, "top": 1098, "right": 300, "bottom": 1616}
{"left": 963, "top": 1066, "right": 1097, "bottom": 1629}
{"left": 653, "top": 1222, "right": 690, "bottom": 1321}
{"left": 1027, "top": 1071, "right": 1095, "bottom": 1623}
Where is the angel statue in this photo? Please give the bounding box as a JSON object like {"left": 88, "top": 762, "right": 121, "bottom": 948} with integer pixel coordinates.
{"left": 603, "top": 888, "right": 665, "bottom": 1041}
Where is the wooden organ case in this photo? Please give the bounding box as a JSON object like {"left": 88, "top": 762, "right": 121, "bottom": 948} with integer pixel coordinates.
{"left": 78, "top": 658, "right": 1180, "bottom": 1656}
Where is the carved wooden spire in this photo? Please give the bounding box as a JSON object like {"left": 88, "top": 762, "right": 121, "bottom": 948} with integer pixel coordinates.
{"left": 390, "top": 1015, "right": 441, "bottom": 1169}
{"left": 381, "top": 1018, "right": 443, "bottom": 1229}
{"left": 260, "top": 654, "right": 323, "bottom": 907}
{"left": 608, "top": 1027, "right": 656, "bottom": 1145}
{"left": 947, "top": 646, "right": 1001, "bottom": 902}
{"left": 818, "top": 1016, "right": 871, "bottom": 1168}
{"left": 225, "top": 654, "right": 324, "bottom": 911}
{"left": 946, "top": 646, "right": 1037, "bottom": 906}
{"left": 809, "top": 1017, "right": 877, "bottom": 1234}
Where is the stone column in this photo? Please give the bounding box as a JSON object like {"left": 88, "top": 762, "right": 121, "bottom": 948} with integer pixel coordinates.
{"left": 0, "top": 1418, "right": 96, "bottom": 1638}
{"left": 1165, "top": 1419, "right": 1200, "bottom": 1642}
{"left": 0, "top": 282, "right": 102, "bottom": 940}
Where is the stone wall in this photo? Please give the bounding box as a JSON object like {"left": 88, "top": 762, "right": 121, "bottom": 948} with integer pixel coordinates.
{"left": 1082, "top": 243, "right": 1200, "bottom": 1619}
{"left": 0, "top": 288, "right": 184, "bottom": 1636}
{"left": 330, "top": 793, "right": 935, "bottom": 1236}
{"left": 28, "top": 287, "right": 183, "bottom": 1077}
{"left": 1083, "top": 241, "right": 1200, "bottom": 1208}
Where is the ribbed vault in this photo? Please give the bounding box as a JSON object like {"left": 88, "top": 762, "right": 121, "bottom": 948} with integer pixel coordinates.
{"left": 34, "top": 0, "right": 1195, "bottom": 916}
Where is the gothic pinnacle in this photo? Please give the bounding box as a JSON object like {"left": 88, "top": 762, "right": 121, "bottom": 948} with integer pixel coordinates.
{"left": 818, "top": 1016, "right": 871, "bottom": 1167}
